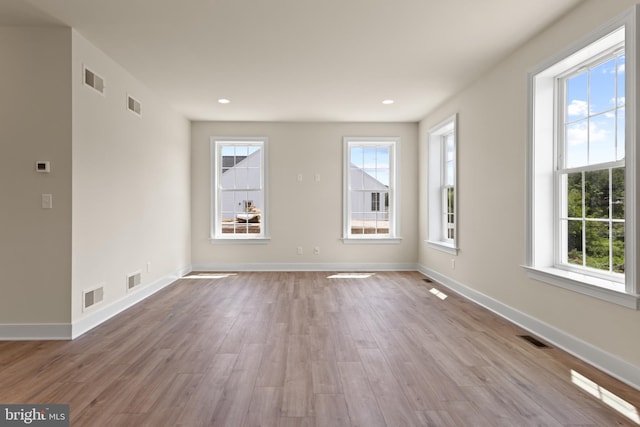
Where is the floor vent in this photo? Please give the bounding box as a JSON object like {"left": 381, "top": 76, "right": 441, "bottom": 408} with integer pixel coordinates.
{"left": 126, "top": 272, "right": 142, "bottom": 291}
{"left": 422, "top": 277, "right": 433, "bottom": 283}
{"left": 83, "top": 286, "right": 104, "bottom": 311}
{"left": 519, "top": 334, "right": 551, "bottom": 349}
{"left": 127, "top": 95, "right": 141, "bottom": 116}
{"left": 83, "top": 66, "right": 105, "bottom": 94}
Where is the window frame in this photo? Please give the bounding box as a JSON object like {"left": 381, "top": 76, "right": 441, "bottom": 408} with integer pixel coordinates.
{"left": 343, "top": 137, "right": 400, "bottom": 243}
{"left": 525, "top": 8, "right": 639, "bottom": 309}
{"left": 427, "top": 114, "right": 458, "bottom": 255}
{"left": 210, "top": 136, "right": 270, "bottom": 242}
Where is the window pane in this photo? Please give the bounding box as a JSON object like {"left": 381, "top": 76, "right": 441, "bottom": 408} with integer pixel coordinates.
{"left": 566, "top": 120, "right": 588, "bottom": 168}
{"left": 589, "top": 113, "right": 616, "bottom": 164}
{"left": 584, "top": 169, "right": 609, "bottom": 219}
{"left": 234, "top": 167, "right": 248, "bottom": 189}
{"left": 566, "top": 219, "right": 583, "bottom": 266}
{"left": 351, "top": 146, "right": 364, "bottom": 168}
{"left": 613, "top": 222, "right": 625, "bottom": 273}
{"left": 235, "top": 145, "right": 249, "bottom": 158}
{"left": 585, "top": 221, "right": 610, "bottom": 271}
{"left": 617, "top": 107, "right": 625, "bottom": 160}
{"left": 376, "top": 212, "right": 389, "bottom": 234}
{"left": 377, "top": 146, "right": 390, "bottom": 167}
{"left": 566, "top": 71, "right": 588, "bottom": 120}
{"left": 617, "top": 54, "right": 625, "bottom": 107}
{"left": 612, "top": 167, "right": 625, "bottom": 219}
{"left": 566, "top": 172, "right": 582, "bottom": 218}
{"left": 371, "top": 192, "right": 380, "bottom": 211}
{"left": 247, "top": 167, "right": 261, "bottom": 188}
{"left": 362, "top": 146, "right": 376, "bottom": 168}
{"left": 376, "top": 169, "right": 390, "bottom": 186}
{"left": 589, "top": 58, "right": 616, "bottom": 115}
{"left": 447, "top": 187, "right": 455, "bottom": 215}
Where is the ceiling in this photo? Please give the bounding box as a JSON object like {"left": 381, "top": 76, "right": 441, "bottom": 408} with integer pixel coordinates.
{"left": 2, "top": 0, "right": 582, "bottom": 122}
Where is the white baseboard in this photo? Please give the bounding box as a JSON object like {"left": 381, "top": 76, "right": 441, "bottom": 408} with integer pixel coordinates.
{"left": 0, "top": 323, "right": 72, "bottom": 340}
{"left": 0, "top": 266, "right": 191, "bottom": 341}
{"left": 71, "top": 266, "right": 189, "bottom": 339}
{"left": 418, "top": 265, "right": 640, "bottom": 392}
{"left": 190, "top": 262, "right": 417, "bottom": 272}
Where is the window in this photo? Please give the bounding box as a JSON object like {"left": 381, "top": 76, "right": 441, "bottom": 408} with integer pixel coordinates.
{"left": 343, "top": 137, "right": 399, "bottom": 241}
{"left": 211, "top": 137, "right": 268, "bottom": 240}
{"left": 427, "top": 114, "right": 458, "bottom": 254}
{"left": 527, "top": 9, "right": 638, "bottom": 308}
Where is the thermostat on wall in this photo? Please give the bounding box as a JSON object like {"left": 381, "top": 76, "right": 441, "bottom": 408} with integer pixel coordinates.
{"left": 36, "top": 161, "right": 50, "bottom": 173}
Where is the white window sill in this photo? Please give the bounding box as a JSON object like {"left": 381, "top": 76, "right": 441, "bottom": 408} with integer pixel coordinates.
{"left": 342, "top": 237, "right": 402, "bottom": 244}
{"left": 426, "top": 240, "right": 458, "bottom": 255}
{"left": 523, "top": 266, "right": 639, "bottom": 309}
{"left": 209, "top": 237, "right": 271, "bottom": 244}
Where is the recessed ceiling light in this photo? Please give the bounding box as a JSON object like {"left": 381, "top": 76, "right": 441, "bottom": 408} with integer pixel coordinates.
{"left": 218, "top": 98, "right": 230, "bottom": 104}
{"left": 382, "top": 99, "right": 395, "bottom": 105}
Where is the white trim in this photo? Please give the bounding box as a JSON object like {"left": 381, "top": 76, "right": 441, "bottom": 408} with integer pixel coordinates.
{"left": 210, "top": 136, "right": 269, "bottom": 240}
{"left": 426, "top": 240, "right": 459, "bottom": 255}
{"left": 0, "top": 324, "right": 72, "bottom": 341}
{"left": 341, "top": 237, "right": 402, "bottom": 244}
{"left": 427, "top": 114, "right": 458, "bottom": 249}
{"left": 71, "top": 265, "right": 190, "bottom": 339}
{"left": 524, "top": 266, "right": 639, "bottom": 309}
{"left": 343, "top": 136, "right": 399, "bottom": 240}
{"left": 526, "top": 6, "right": 638, "bottom": 301}
{"left": 190, "top": 262, "right": 416, "bottom": 272}
{"left": 417, "top": 265, "right": 640, "bottom": 392}
{"left": 209, "top": 237, "right": 271, "bottom": 244}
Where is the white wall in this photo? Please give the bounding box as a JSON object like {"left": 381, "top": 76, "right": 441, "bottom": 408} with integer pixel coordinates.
{"left": 419, "top": 0, "right": 640, "bottom": 382}
{"left": 192, "top": 122, "right": 418, "bottom": 270}
{"left": 71, "top": 31, "right": 191, "bottom": 327}
{"left": 0, "top": 27, "right": 72, "bottom": 326}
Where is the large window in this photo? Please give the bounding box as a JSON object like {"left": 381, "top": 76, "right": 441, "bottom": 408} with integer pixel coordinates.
{"left": 427, "top": 114, "right": 458, "bottom": 254}
{"left": 343, "top": 137, "right": 399, "bottom": 241}
{"left": 211, "top": 137, "right": 268, "bottom": 240}
{"left": 527, "top": 10, "right": 638, "bottom": 308}
{"left": 559, "top": 50, "right": 625, "bottom": 277}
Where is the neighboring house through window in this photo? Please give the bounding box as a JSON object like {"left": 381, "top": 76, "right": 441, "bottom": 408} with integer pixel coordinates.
{"left": 526, "top": 8, "right": 638, "bottom": 308}
{"left": 427, "top": 114, "right": 458, "bottom": 254}
{"left": 211, "top": 137, "right": 268, "bottom": 240}
{"left": 343, "top": 137, "right": 399, "bottom": 241}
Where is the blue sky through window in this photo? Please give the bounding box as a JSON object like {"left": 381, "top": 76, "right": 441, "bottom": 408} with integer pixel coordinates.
{"left": 351, "top": 144, "right": 390, "bottom": 186}
{"left": 565, "top": 52, "right": 625, "bottom": 168}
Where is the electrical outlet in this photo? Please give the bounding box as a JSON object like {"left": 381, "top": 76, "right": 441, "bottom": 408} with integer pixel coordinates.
{"left": 314, "top": 246, "right": 320, "bottom": 255}
{"left": 297, "top": 246, "right": 303, "bottom": 255}
{"left": 451, "top": 259, "right": 456, "bottom": 269}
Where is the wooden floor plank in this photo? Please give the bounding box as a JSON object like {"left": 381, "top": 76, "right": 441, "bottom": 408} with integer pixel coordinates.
{"left": 0, "top": 271, "right": 637, "bottom": 427}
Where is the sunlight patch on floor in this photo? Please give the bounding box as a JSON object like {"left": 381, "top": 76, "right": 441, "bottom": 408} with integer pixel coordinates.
{"left": 327, "top": 273, "right": 374, "bottom": 279}
{"left": 429, "top": 288, "right": 448, "bottom": 300}
{"left": 183, "top": 273, "right": 237, "bottom": 279}
{"left": 571, "top": 370, "right": 639, "bottom": 424}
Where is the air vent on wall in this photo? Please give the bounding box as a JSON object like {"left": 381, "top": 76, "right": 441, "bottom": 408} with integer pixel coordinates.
{"left": 126, "top": 271, "right": 142, "bottom": 291}
{"left": 83, "top": 66, "right": 105, "bottom": 94}
{"left": 127, "top": 95, "right": 141, "bottom": 116}
{"left": 83, "top": 285, "right": 104, "bottom": 311}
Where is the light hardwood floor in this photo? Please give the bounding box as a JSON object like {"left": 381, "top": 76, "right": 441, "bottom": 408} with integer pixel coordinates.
{"left": 1, "top": 271, "right": 638, "bottom": 426}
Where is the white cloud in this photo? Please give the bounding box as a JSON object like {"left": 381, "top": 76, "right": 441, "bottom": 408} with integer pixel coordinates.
{"left": 567, "top": 99, "right": 588, "bottom": 117}
{"left": 566, "top": 120, "right": 611, "bottom": 146}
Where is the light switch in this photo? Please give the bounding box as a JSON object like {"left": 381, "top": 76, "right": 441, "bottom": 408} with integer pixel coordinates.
{"left": 42, "top": 194, "right": 52, "bottom": 209}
